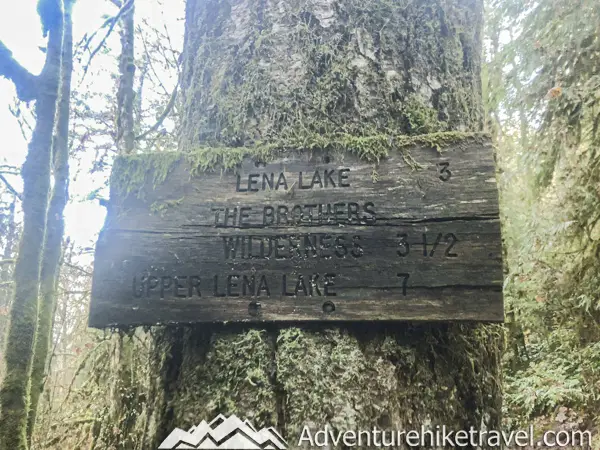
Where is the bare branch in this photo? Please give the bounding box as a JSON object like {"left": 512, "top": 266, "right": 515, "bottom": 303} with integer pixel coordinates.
{"left": 80, "top": 0, "right": 134, "bottom": 83}
{"left": 0, "top": 165, "right": 20, "bottom": 176}
{"left": 9, "top": 99, "right": 34, "bottom": 142}
{"left": 0, "top": 174, "right": 22, "bottom": 200}
{"left": 135, "top": 81, "right": 179, "bottom": 141}
{"left": 0, "top": 41, "right": 38, "bottom": 101}
{"left": 60, "top": 289, "right": 90, "bottom": 295}
{"left": 139, "top": 30, "right": 169, "bottom": 96}
{"left": 63, "top": 262, "right": 93, "bottom": 277}
{"left": 162, "top": 22, "right": 181, "bottom": 70}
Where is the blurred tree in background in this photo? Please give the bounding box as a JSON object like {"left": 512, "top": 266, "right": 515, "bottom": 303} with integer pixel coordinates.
{"left": 486, "top": 0, "right": 600, "bottom": 432}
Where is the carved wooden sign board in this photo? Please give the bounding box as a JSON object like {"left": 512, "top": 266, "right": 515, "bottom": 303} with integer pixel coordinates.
{"left": 89, "top": 135, "right": 504, "bottom": 327}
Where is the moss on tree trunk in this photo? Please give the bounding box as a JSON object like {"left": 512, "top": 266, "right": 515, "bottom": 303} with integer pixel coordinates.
{"left": 0, "top": 3, "right": 63, "bottom": 448}
{"left": 101, "top": 0, "right": 502, "bottom": 448}
{"left": 28, "top": 0, "right": 74, "bottom": 442}
{"left": 178, "top": 0, "right": 483, "bottom": 149}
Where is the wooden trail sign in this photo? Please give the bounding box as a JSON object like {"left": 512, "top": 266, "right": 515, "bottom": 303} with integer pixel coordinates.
{"left": 89, "top": 135, "right": 504, "bottom": 327}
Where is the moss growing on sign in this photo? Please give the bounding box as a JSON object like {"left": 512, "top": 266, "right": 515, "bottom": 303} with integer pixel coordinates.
{"left": 184, "top": 146, "right": 275, "bottom": 175}
{"left": 149, "top": 197, "right": 185, "bottom": 216}
{"left": 110, "top": 131, "right": 488, "bottom": 201}
{"left": 110, "top": 152, "right": 182, "bottom": 201}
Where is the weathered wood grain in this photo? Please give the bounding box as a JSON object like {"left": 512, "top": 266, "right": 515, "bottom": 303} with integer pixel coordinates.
{"left": 90, "top": 137, "right": 504, "bottom": 327}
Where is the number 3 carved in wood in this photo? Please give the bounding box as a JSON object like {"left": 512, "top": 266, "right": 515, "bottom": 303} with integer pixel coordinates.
{"left": 437, "top": 162, "right": 452, "bottom": 181}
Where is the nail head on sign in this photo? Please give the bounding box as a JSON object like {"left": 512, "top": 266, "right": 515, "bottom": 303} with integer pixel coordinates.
{"left": 248, "top": 301, "right": 261, "bottom": 316}
{"left": 323, "top": 301, "right": 335, "bottom": 314}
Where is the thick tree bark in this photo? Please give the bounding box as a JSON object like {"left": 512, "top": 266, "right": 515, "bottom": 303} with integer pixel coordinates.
{"left": 103, "top": 0, "right": 502, "bottom": 448}
{"left": 178, "top": 0, "right": 483, "bottom": 149}
{"left": 27, "top": 0, "right": 74, "bottom": 442}
{"left": 0, "top": 2, "right": 63, "bottom": 448}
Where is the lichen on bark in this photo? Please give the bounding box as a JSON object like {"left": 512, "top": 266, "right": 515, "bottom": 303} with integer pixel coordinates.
{"left": 178, "top": 0, "right": 483, "bottom": 150}
{"left": 28, "top": 1, "right": 75, "bottom": 442}
{"left": 276, "top": 324, "right": 502, "bottom": 441}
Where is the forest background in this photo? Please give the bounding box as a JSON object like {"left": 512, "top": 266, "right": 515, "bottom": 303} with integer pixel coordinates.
{"left": 0, "top": 0, "right": 599, "bottom": 447}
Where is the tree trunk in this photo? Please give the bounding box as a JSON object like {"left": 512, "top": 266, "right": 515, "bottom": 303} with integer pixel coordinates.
{"left": 0, "top": 2, "right": 63, "bottom": 448}
{"left": 0, "top": 197, "right": 17, "bottom": 382}
{"left": 28, "top": 0, "right": 74, "bottom": 442}
{"left": 116, "top": 0, "right": 136, "bottom": 154}
{"left": 107, "top": 0, "right": 502, "bottom": 448}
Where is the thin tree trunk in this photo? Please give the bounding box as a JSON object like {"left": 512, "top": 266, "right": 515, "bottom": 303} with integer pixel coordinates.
{"left": 105, "top": 1, "right": 502, "bottom": 448}
{"left": 0, "top": 198, "right": 17, "bottom": 283}
{"left": 0, "top": 2, "right": 63, "bottom": 448}
{"left": 27, "top": 0, "right": 74, "bottom": 442}
{"left": 0, "top": 197, "right": 17, "bottom": 381}
{"left": 116, "top": 0, "right": 136, "bottom": 154}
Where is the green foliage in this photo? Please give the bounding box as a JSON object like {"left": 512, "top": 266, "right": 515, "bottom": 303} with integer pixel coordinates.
{"left": 504, "top": 328, "right": 600, "bottom": 426}
{"left": 486, "top": 0, "right": 600, "bottom": 430}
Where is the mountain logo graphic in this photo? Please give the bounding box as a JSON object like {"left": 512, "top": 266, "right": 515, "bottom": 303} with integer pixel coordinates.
{"left": 158, "top": 414, "right": 288, "bottom": 449}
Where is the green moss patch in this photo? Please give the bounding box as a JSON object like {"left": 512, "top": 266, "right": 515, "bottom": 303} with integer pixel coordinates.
{"left": 110, "top": 131, "right": 488, "bottom": 200}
